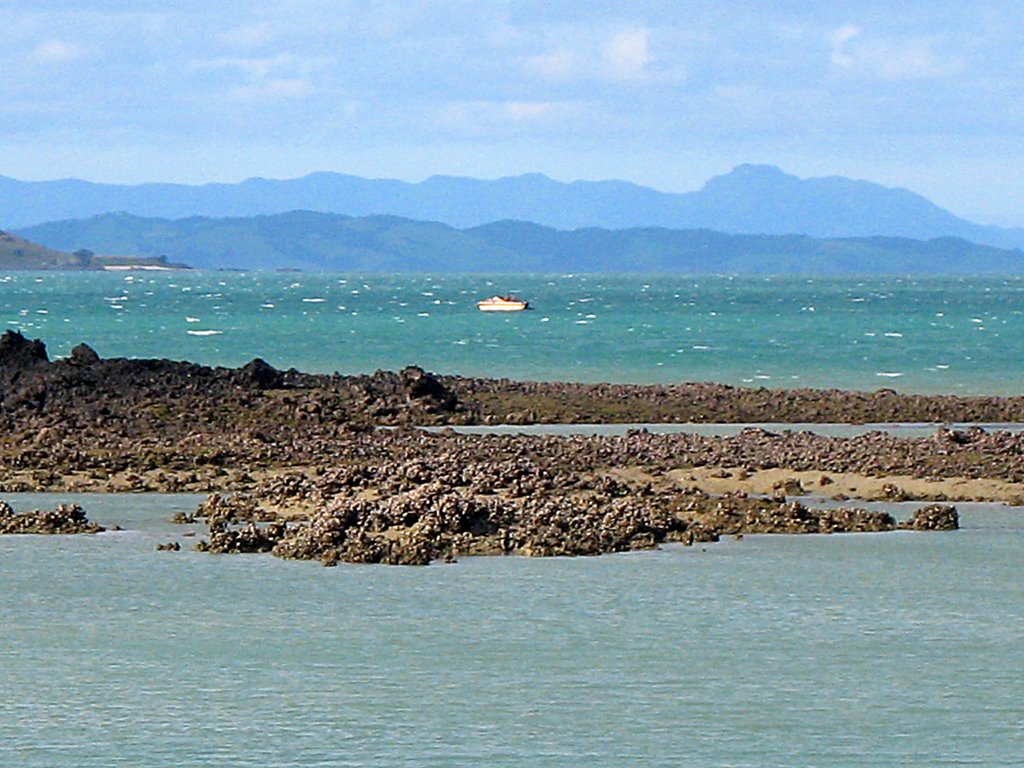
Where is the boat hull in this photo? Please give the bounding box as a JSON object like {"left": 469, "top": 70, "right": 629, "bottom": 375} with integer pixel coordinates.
{"left": 478, "top": 303, "right": 528, "bottom": 312}
{"left": 477, "top": 296, "right": 530, "bottom": 312}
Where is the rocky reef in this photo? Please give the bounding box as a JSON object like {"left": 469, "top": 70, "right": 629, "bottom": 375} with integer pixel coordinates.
{"left": 186, "top": 442, "right": 959, "bottom": 566}
{"left": 0, "top": 331, "right": 987, "bottom": 565}
{"left": 4, "top": 332, "right": 1024, "bottom": 497}
{"left": 0, "top": 500, "right": 104, "bottom": 534}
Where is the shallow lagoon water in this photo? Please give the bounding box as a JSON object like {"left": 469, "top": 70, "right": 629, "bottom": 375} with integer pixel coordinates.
{"left": 1, "top": 495, "right": 1021, "bottom": 767}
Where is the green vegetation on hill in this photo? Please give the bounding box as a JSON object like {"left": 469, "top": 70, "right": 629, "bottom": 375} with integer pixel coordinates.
{"left": 0, "top": 230, "right": 188, "bottom": 270}
{"left": 0, "top": 231, "right": 93, "bottom": 269}
{"left": 17, "top": 211, "right": 1024, "bottom": 273}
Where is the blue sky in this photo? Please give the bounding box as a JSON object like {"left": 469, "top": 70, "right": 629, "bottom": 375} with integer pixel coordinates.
{"left": 2, "top": 1, "right": 1021, "bottom": 224}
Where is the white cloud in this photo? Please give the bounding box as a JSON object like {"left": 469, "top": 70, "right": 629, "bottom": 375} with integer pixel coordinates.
{"left": 192, "top": 55, "right": 283, "bottom": 78}
{"left": 829, "top": 24, "right": 861, "bottom": 68}
{"left": 524, "top": 49, "right": 577, "bottom": 81}
{"left": 29, "top": 39, "right": 89, "bottom": 64}
{"left": 438, "top": 99, "right": 584, "bottom": 135}
{"left": 829, "top": 25, "right": 965, "bottom": 80}
{"left": 190, "top": 53, "right": 330, "bottom": 105}
{"left": 229, "top": 78, "right": 317, "bottom": 103}
{"left": 524, "top": 27, "right": 657, "bottom": 84}
{"left": 602, "top": 29, "right": 651, "bottom": 81}
{"left": 219, "top": 22, "right": 276, "bottom": 49}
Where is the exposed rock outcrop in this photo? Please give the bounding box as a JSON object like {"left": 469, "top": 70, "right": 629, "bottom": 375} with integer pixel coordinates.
{"left": 0, "top": 330, "right": 49, "bottom": 371}
{"left": 0, "top": 500, "right": 104, "bottom": 534}
{"left": 900, "top": 504, "right": 959, "bottom": 531}
{"left": 193, "top": 449, "right": 956, "bottom": 566}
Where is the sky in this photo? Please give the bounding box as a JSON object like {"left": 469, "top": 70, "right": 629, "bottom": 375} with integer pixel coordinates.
{"left": 2, "top": 1, "right": 1022, "bottom": 225}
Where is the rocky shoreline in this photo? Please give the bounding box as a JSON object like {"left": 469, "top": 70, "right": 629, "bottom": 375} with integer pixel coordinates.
{"left": 0, "top": 330, "right": 1008, "bottom": 563}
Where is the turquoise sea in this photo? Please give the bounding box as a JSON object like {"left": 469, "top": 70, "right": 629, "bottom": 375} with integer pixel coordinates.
{"left": 3, "top": 271, "right": 1024, "bottom": 393}
{"left": 2, "top": 272, "right": 1024, "bottom": 766}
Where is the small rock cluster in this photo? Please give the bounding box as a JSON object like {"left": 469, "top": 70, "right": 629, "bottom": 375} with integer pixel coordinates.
{"left": 0, "top": 500, "right": 104, "bottom": 534}
{"left": 899, "top": 503, "right": 959, "bottom": 531}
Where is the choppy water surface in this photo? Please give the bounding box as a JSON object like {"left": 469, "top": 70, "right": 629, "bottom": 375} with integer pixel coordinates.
{"left": 4, "top": 271, "right": 1024, "bottom": 393}
{"left": 0, "top": 495, "right": 1021, "bottom": 767}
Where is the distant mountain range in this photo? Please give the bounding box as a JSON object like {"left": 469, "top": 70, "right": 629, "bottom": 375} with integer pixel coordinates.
{"left": 3, "top": 164, "right": 1024, "bottom": 249}
{"left": 16, "top": 211, "right": 1024, "bottom": 273}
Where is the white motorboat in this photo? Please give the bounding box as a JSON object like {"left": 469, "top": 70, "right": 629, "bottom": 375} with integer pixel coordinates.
{"left": 477, "top": 295, "right": 530, "bottom": 312}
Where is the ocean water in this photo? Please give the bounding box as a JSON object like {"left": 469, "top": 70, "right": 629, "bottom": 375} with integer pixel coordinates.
{"left": 3, "top": 271, "right": 1024, "bottom": 393}
{"left": 4, "top": 272, "right": 1024, "bottom": 766}
{"left": 0, "top": 494, "right": 1021, "bottom": 767}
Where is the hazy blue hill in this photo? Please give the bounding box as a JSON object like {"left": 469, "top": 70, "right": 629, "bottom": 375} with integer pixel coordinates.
{"left": 0, "top": 228, "right": 183, "bottom": 270}
{"left": 679, "top": 165, "right": 981, "bottom": 240}
{"left": 4, "top": 165, "right": 1022, "bottom": 248}
{"left": 0, "top": 230, "right": 92, "bottom": 269}
{"left": 18, "top": 211, "right": 1024, "bottom": 273}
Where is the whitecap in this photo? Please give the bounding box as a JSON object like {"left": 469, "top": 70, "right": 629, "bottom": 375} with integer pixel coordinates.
{"left": 186, "top": 330, "right": 223, "bottom": 336}
{"left": 540, "top": 317, "right": 550, "bottom": 322}
{"left": 883, "top": 332, "right": 904, "bottom": 338}
{"left": 692, "top": 345, "right": 710, "bottom": 350}
{"left": 302, "top": 298, "right": 326, "bottom": 303}
{"left": 186, "top": 317, "right": 200, "bottom": 323}
{"left": 260, "top": 303, "right": 275, "bottom": 309}
{"left": 876, "top": 371, "right": 903, "bottom": 378}
{"left": 417, "top": 312, "right": 430, "bottom": 317}
{"left": 936, "top": 364, "right": 950, "bottom": 369}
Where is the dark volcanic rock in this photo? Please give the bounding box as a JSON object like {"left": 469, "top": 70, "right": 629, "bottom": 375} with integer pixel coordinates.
{"left": 0, "top": 330, "right": 49, "bottom": 370}
{"left": 400, "top": 366, "right": 457, "bottom": 411}
{"left": 69, "top": 343, "right": 101, "bottom": 365}
{"left": 235, "top": 358, "right": 284, "bottom": 390}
